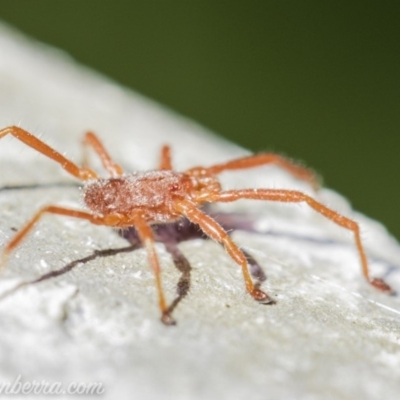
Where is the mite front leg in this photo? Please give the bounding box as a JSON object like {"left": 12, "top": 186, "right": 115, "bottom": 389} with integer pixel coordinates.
{"left": 82, "top": 131, "right": 124, "bottom": 177}
{"left": 132, "top": 217, "right": 176, "bottom": 325}
{"left": 207, "top": 189, "right": 393, "bottom": 294}
{"left": 175, "top": 201, "right": 274, "bottom": 304}
{"left": 0, "top": 126, "right": 97, "bottom": 181}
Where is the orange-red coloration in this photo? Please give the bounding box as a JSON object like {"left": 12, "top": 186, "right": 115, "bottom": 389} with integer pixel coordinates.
{"left": 0, "top": 125, "right": 393, "bottom": 325}
{"left": 84, "top": 171, "right": 194, "bottom": 222}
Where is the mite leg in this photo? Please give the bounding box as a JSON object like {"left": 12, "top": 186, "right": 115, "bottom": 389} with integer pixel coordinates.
{"left": 187, "top": 153, "right": 319, "bottom": 189}
{"left": 158, "top": 145, "right": 173, "bottom": 170}
{"left": 175, "top": 201, "right": 274, "bottom": 304}
{"left": 120, "top": 225, "right": 192, "bottom": 318}
{"left": 82, "top": 131, "right": 124, "bottom": 177}
{"left": 0, "top": 206, "right": 104, "bottom": 271}
{"left": 132, "top": 217, "right": 175, "bottom": 325}
{"left": 207, "top": 189, "right": 393, "bottom": 293}
{"left": 0, "top": 126, "right": 97, "bottom": 180}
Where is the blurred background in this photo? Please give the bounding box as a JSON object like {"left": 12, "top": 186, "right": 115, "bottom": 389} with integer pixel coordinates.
{"left": 1, "top": 1, "right": 399, "bottom": 238}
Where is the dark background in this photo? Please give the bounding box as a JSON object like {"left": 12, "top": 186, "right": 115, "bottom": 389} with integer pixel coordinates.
{"left": 1, "top": 1, "right": 400, "bottom": 239}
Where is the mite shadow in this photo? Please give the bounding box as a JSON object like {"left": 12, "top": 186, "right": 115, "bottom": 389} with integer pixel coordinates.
{"left": 0, "top": 215, "right": 268, "bottom": 315}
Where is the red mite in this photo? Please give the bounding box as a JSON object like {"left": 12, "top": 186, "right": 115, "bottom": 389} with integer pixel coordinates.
{"left": 0, "top": 126, "right": 393, "bottom": 325}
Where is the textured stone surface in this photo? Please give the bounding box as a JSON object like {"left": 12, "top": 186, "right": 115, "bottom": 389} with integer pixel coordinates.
{"left": 0, "top": 22, "right": 399, "bottom": 400}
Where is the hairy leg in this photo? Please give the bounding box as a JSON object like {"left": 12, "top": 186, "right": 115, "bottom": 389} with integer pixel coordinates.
{"left": 0, "top": 126, "right": 97, "bottom": 180}
{"left": 132, "top": 216, "right": 175, "bottom": 325}
{"left": 175, "top": 200, "right": 274, "bottom": 303}
{"left": 82, "top": 131, "right": 124, "bottom": 176}
{"left": 207, "top": 189, "right": 393, "bottom": 293}
{"left": 187, "top": 153, "right": 319, "bottom": 189}
{"left": 0, "top": 206, "right": 104, "bottom": 271}
{"left": 158, "top": 145, "right": 172, "bottom": 170}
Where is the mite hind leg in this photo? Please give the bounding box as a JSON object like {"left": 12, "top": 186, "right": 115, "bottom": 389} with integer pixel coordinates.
{"left": 207, "top": 189, "right": 393, "bottom": 293}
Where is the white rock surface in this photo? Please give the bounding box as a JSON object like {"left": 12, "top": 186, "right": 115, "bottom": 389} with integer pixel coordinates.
{"left": 0, "top": 22, "right": 399, "bottom": 400}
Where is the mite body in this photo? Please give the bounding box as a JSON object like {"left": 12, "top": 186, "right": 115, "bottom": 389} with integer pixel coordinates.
{"left": 84, "top": 171, "right": 194, "bottom": 222}
{"left": 0, "top": 125, "right": 393, "bottom": 325}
